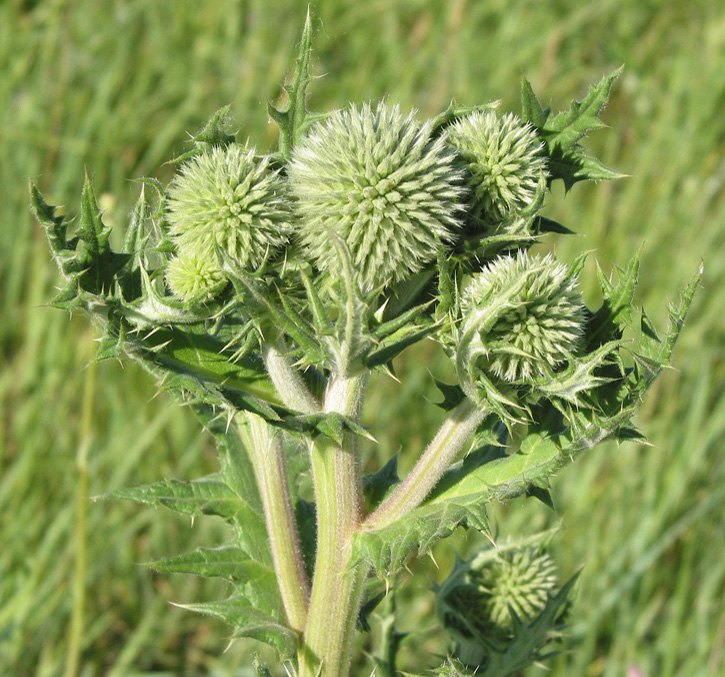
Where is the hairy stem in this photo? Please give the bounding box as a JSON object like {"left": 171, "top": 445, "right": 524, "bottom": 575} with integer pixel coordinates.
{"left": 363, "top": 398, "right": 486, "bottom": 532}
{"left": 262, "top": 340, "right": 320, "bottom": 414}
{"left": 298, "top": 373, "right": 369, "bottom": 677}
{"left": 238, "top": 413, "right": 310, "bottom": 634}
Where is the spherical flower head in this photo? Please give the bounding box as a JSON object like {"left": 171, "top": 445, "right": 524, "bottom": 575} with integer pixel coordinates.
{"left": 472, "top": 549, "right": 558, "bottom": 635}
{"left": 459, "top": 251, "right": 585, "bottom": 384}
{"left": 446, "top": 110, "right": 547, "bottom": 225}
{"left": 166, "top": 252, "right": 226, "bottom": 303}
{"left": 166, "top": 144, "right": 292, "bottom": 269}
{"left": 437, "top": 548, "right": 558, "bottom": 652}
{"left": 288, "top": 101, "right": 463, "bottom": 290}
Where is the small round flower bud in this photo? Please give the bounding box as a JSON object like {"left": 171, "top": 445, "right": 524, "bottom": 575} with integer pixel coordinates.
{"left": 459, "top": 252, "right": 585, "bottom": 385}
{"left": 166, "top": 145, "right": 292, "bottom": 269}
{"left": 473, "top": 549, "right": 558, "bottom": 634}
{"left": 166, "top": 252, "right": 226, "bottom": 303}
{"left": 437, "top": 547, "right": 558, "bottom": 652}
{"left": 446, "top": 110, "right": 547, "bottom": 226}
{"left": 288, "top": 101, "right": 463, "bottom": 290}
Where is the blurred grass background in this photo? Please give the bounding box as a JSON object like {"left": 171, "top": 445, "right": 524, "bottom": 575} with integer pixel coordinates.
{"left": 1, "top": 0, "right": 723, "bottom": 675}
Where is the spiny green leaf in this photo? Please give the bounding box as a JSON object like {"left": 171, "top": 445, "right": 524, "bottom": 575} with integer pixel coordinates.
{"left": 30, "top": 180, "right": 68, "bottom": 255}
{"left": 525, "top": 68, "right": 626, "bottom": 190}
{"left": 427, "top": 658, "right": 476, "bottom": 676}
{"left": 104, "top": 475, "right": 249, "bottom": 521}
{"left": 649, "top": 262, "right": 703, "bottom": 367}
{"left": 122, "top": 186, "right": 151, "bottom": 256}
{"left": 48, "top": 282, "right": 84, "bottom": 310}
{"left": 525, "top": 484, "right": 555, "bottom": 510}
{"left": 285, "top": 411, "right": 375, "bottom": 445}
{"left": 532, "top": 215, "right": 575, "bottom": 235}
{"left": 94, "top": 318, "right": 126, "bottom": 362}
{"left": 613, "top": 426, "right": 648, "bottom": 444}
{"left": 364, "top": 323, "right": 438, "bottom": 369}
{"left": 587, "top": 249, "right": 642, "bottom": 349}
{"left": 148, "top": 545, "right": 259, "bottom": 581}
{"left": 520, "top": 77, "right": 549, "bottom": 129}
{"left": 353, "top": 368, "right": 652, "bottom": 578}
{"left": 544, "top": 67, "right": 623, "bottom": 149}
{"left": 78, "top": 173, "right": 110, "bottom": 257}
{"left": 433, "top": 378, "right": 467, "bottom": 412}
{"left": 372, "top": 300, "right": 434, "bottom": 340}
{"left": 136, "top": 325, "right": 279, "bottom": 405}
{"left": 31, "top": 180, "right": 130, "bottom": 296}
{"left": 300, "top": 267, "right": 334, "bottom": 335}
{"left": 546, "top": 147, "right": 627, "bottom": 191}
{"left": 532, "top": 340, "right": 621, "bottom": 406}
{"left": 149, "top": 546, "right": 281, "bottom": 615}
{"left": 172, "top": 105, "right": 236, "bottom": 164}
{"left": 76, "top": 174, "right": 130, "bottom": 293}
{"left": 268, "top": 8, "right": 328, "bottom": 160}
{"left": 179, "top": 596, "right": 298, "bottom": 659}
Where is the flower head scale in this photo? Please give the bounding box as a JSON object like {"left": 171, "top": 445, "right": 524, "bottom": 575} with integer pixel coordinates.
{"left": 166, "top": 144, "right": 292, "bottom": 269}
{"left": 446, "top": 110, "right": 547, "bottom": 226}
{"left": 165, "top": 252, "right": 226, "bottom": 303}
{"left": 288, "top": 101, "right": 463, "bottom": 290}
{"left": 458, "top": 251, "right": 585, "bottom": 385}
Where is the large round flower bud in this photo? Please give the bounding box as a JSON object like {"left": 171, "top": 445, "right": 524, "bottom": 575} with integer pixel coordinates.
{"left": 288, "top": 102, "right": 463, "bottom": 290}
{"left": 446, "top": 110, "right": 547, "bottom": 226}
{"left": 166, "top": 145, "right": 292, "bottom": 269}
{"left": 458, "top": 252, "right": 585, "bottom": 386}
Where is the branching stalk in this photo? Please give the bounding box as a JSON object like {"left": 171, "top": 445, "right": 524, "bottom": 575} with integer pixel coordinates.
{"left": 298, "top": 373, "right": 369, "bottom": 677}
{"left": 364, "top": 398, "right": 487, "bottom": 532}
{"left": 237, "top": 413, "right": 310, "bottom": 634}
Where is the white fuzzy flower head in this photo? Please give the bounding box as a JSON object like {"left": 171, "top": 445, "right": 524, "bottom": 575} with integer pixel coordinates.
{"left": 459, "top": 252, "right": 585, "bottom": 384}
{"left": 166, "top": 144, "right": 292, "bottom": 269}
{"left": 288, "top": 101, "right": 463, "bottom": 290}
{"left": 447, "top": 110, "right": 547, "bottom": 225}
{"left": 166, "top": 252, "right": 226, "bottom": 303}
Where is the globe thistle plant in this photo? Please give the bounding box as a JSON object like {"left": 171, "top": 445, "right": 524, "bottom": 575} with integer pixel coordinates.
{"left": 166, "top": 144, "right": 292, "bottom": 270}
{"left": 288, "top": 101, "right": 463, "bottom": 290}
{"left": 165, "top": 252, "right": 226, "bottom": 303}
{"left": 447, "top": 110, "right": 547, "bottom": 228}
{"left": 457, "top": 251, "right": 585, "bottom": 389}
{"left": 33, "top": 14, "right": 699, "bottom": 677}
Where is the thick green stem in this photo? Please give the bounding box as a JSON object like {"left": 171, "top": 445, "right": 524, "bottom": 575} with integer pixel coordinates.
{"left": 238, "top": 413, "right": 310, "bottom": 634}
{"left": 298, "top": 373, "right": 369, "bottom": 677}
{"left": 363, "top": 398, "right": 486, "bottom": 532}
